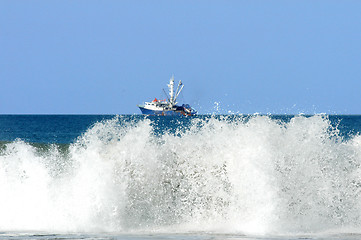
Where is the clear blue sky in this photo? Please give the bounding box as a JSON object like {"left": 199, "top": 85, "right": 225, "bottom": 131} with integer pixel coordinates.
{"left": 1, "top": 1, "right": 360, "bottom": 114}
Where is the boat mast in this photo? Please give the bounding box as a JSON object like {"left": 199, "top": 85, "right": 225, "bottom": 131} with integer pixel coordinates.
{"left": 168, "top": 75, "right": 175, "bottom": 106}
{"left": 165, "top": 75, "right": 184, "bottom": 107}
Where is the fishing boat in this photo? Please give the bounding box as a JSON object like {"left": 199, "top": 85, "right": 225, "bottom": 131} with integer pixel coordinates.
{"left": 137, "top": 76, "right": 197, "bottom": 116}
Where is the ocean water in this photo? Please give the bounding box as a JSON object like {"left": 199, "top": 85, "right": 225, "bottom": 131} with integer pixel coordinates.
{"left": 1, "top": 114, "right": 361, "bottom": 240}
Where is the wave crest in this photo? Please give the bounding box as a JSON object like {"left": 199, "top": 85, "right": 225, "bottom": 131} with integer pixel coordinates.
{"left": 1, "top": 115, "right": 361, "bottom": 235}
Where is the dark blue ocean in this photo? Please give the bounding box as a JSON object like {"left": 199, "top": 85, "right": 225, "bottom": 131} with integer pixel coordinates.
{"left": 1, "top": 115, "right": 361, "bottom": 144}
{"left": 1, "top": 114, "right": 361, "bottom": 240}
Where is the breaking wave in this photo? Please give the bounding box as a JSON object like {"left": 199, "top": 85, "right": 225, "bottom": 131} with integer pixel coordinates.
{"left": 1, "top": 115, "right": 361, "bottom": 235}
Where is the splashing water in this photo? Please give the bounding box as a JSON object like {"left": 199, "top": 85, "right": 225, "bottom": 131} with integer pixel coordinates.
{"left": 1, "top": 115, "right": 361, "bottom": 236}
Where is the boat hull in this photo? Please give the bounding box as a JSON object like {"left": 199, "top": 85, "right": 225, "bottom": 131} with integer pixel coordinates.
{"left": 138, "top": 106, "right": 194, "bottom": 116}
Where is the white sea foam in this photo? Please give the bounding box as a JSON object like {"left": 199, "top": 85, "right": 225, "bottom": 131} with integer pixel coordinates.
{"left": 0, "top": 115, "right": 361, "bottom": 235}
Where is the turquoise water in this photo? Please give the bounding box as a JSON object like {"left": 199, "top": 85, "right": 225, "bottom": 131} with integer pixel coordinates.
{"left": 1, "top": 115, "right": 361, "bottom": 239}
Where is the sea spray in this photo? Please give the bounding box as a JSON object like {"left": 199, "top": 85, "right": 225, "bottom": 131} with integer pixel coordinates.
{"left": 0, "top": 115, "right": 361, "bottom": 235}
